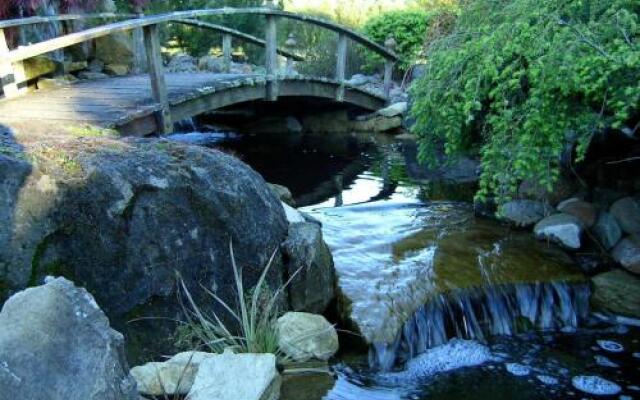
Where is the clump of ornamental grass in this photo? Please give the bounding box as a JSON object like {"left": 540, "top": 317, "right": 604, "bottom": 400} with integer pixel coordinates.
{"left": 176, "top": 241, "right": 301, "bottom": 361}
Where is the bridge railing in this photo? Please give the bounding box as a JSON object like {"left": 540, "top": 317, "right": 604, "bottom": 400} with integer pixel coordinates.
{"left": 0, "top": 7, "right": 399, "bottom": 134}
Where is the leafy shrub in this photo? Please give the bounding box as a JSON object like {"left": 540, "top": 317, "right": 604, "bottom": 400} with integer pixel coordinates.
{"left": 362, "top": 10, "right": 432, "bottom": 73}
{"left": 411, "top": 0, "right": 640, "bottom": 204}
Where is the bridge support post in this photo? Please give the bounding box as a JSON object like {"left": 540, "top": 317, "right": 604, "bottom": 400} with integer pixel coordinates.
{"left": 143, "top": 24, "right": 173, "bottom": 135}
{"left": 335, "top": 33, "right": 347, "bottom": 102}
{"left": 0, "top": 29, "right": 26, "bottom": 99}
{"left": 222, "top": 33, "right": 232, "bottom": 73}
{"left": 264, "top": 14, "right": 279, "bottom": 101}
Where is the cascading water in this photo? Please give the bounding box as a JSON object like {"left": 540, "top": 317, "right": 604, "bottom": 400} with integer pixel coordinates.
{"left": 369, "top": 282, "right": 591, "bottom": 370}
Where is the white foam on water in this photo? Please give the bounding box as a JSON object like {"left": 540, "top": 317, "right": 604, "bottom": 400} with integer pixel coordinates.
{"left": 386, "top": 339, "right": 497, "bottom": 380}
{"left": 506, "top": 363, "right": 531, "bottom": 377}
{"left": 572, "top": 376, "right": 622, "bottom": 396}
{"left": 597, "top": 340, "right": 624, "bottom": 353}
{"left": 632, "top": 353, "right": 640, "bottom": 359}
{"left": 536, "top": 375, "right": 559, "bottom": 385}
{"left": 594, "top": 355, "right": 620, "bottom": 368}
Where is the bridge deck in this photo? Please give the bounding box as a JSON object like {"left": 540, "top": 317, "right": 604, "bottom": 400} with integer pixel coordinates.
{"left": 0, "top": 73, "right": 255, "bottom": 131}
{"left": 0, "top": 73, "right": 385, "bottom": 137}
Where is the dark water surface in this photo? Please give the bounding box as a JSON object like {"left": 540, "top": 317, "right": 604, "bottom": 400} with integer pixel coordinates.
{"left": 208, "top": 130, "right": 640, "bottom": 400}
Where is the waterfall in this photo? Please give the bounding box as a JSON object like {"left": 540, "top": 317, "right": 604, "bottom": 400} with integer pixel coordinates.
{"left": 19, "top": 1, "right": 64, "bottom": 62}
{"left": 369, "top": 281, "right": 590, "bottom": 371}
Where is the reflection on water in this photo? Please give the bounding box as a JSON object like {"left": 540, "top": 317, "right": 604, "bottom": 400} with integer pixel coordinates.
{"left": 211, "top": 130, "right": 639, "bottom": 399}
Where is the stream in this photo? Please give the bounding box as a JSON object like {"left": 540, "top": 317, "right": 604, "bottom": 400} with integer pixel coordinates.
{"left": 178, "top": 128, "right": 640, "bottom": 400}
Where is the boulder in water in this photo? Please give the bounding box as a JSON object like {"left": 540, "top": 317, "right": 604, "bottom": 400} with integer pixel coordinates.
{"left": 593, "top": 211, "right": 623, "bottom": 250}
{"left": 610, "top": 197, "right": 640, "bottom": 235}
{"left": 282, "top": 222, "right": 336, "bottom": 314}
{"left": 277, "top": 312, "right": 339, "bottom": 362}
{"left": 611, "top": 235, "right": 640, "bottom": 274}
{"left": 0, "top": 277, "right": 137, "bottom": 400}
{"left": 591, "top": 270, "right": 640, "bottom": 318}
{"left": 187, "top": 349, "right": 280, "bottom": 400}
{"left": 498, "top": 200, "right": 553, "bottom": 227}
{"left": 534, "top": 213, "right": 584, "bottom": 249}
{"left": 557, "top": 198, "right": 597, "bottom": 227}
{"left": 104, "top": 63, "right": 129, "bottom": 76}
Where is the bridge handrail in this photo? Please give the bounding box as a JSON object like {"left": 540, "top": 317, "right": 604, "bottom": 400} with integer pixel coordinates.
{"left": 0, "top": 13, "right": 138, "bottom": 29}
{"left": 174, "top": 19, "right": 304, "bottom": 62}
{"left": 1, "top": 8, "right": 398, "bottom": 63}
{"left": 0, "top": 7, "right": 398, "bottom": 134}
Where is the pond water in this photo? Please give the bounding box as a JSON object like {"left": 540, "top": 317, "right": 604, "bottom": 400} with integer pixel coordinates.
{"left": 199, "top": 129, "right": 640, "bottom": 400}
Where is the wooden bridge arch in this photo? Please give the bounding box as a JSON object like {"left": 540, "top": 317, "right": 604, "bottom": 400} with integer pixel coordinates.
{"left": 0, "top": 7, "right": 398, "bottom": 135}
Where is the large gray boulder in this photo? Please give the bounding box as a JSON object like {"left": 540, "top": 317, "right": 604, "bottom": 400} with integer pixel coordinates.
{"left": 534, "top": 213, "right": 584, "bottom": 249}
{"left": 610, "top": 197, "right": 640, "bottom": 235}
{"left": 499, "top": 200, "right": 553, "bottom": 227}
{"left": 593, "top": 212, "right": 622, "bottom": 250}
{"left": 0, "top": 277, "right": 137, "bottom": 400}
{"left": 611, "top": 235, "right": 640, "bottom": 274}
{"left": 591, "top": 269, "right": 640, "bottom": 318}
{"left": 282, "top": 222, "right": 336, "bottom": 314}
{"left": 0, "top": 136, "right": 289, "bottom": 361}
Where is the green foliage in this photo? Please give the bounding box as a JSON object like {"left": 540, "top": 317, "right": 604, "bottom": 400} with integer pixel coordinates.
{"left": 411, "top": 0, "right": 640, "bottom": 204}
{"left": 176, "top": 242, "right": 300, "bottom": 360}
{"left": 362, "top": 10, "right": 432, "bottom": 72}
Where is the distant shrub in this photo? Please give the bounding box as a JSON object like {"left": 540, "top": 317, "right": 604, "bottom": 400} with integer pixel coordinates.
{"left": 362, "top": 10, "right": 432, "bottom": 73}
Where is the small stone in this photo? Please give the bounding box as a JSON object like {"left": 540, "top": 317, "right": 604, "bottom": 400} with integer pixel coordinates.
{"left": 534, "top": 213, "right": 584, "bottom": 249}
{"left": 610, "top": 197, "right": 640, "bottom": 235}
{"left": 593, "top": 212, "right": 623, "bottom": 250}
{"left": 572, "top": 376, "right": 621, "bottom": 396}
{"left": 557, "top": 198, "right": 597, "bottom": 227}
{"left": 277, "top": 312, "right": 339, "bottom": 362}
{"left": 611, "top": 235, "right": 640, "bottom": 274}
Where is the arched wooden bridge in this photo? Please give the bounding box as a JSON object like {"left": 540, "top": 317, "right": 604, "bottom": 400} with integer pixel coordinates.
{"left": 0, "top": 7, "right": 398, "bottom": 136}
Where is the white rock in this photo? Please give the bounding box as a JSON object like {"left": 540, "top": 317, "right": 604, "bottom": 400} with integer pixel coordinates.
{"left": 572, "top": 376, "right": 621, "bottom": 396}
{"left": 534, "top": 213, "right": 584, "bottom": 249}
{"left": 131, "top": 351, "right": 216, "bottom": 396}
{"left": 187, "top": 350, "right": 280, "bottom": 400}
{"left": 277, "top": 312, "right": 339, "bottom": 362}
